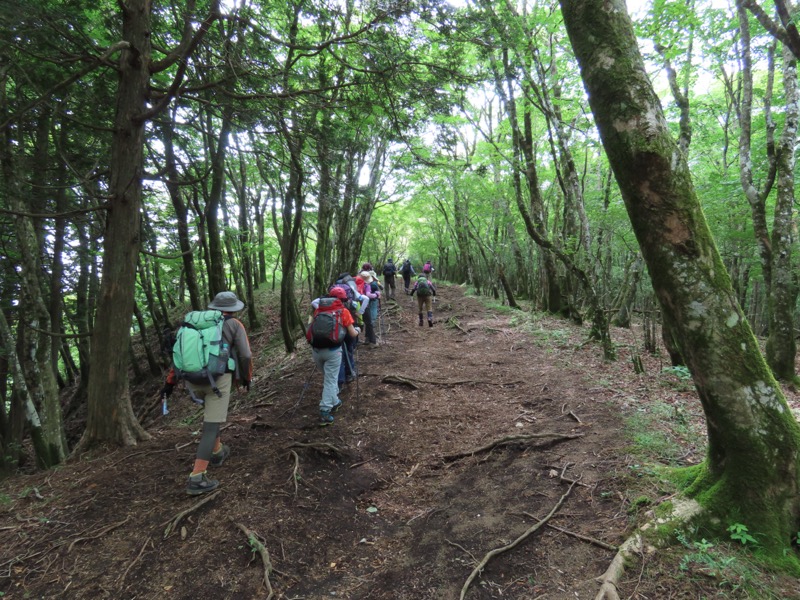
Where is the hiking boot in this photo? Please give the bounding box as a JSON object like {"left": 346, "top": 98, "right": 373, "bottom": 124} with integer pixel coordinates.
{"left": 319, "top": 411, "right": 334, "bottom": 426}
{"left": 210, "top": 444, "right": 230, "bottom": 466}
{"left": 186, "top": 471, "right": 219, "bottom": 496}
{"left": 418, "top": 315, "right": 424, "bottom": 326}
{"left": 428, "top": 320, "right": 433, "bottom": 327}
{"left": 331, "top": 400, "right": 343, "bottom": 413}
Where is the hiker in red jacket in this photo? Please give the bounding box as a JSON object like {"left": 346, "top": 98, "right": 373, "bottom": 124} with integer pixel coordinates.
{"left": 309, "top": 287, "right": 360, "bottom": 425}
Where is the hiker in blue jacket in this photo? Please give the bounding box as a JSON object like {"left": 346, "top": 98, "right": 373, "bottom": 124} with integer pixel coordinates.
{"left": 400, "top": 259, "right": 415, "bottom": 294}
{"left": 382, "top": 258, "right": 397, "bottom": 300}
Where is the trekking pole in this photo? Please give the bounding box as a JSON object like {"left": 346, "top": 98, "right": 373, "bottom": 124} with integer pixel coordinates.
{"left": 280, "top": 363, "right": 318, "bottom": 418}
{"left": 377, "top": 298, "right": 383, "bottom": 345}
{"left": 354, "top": 343, "right": 360, "bottom": 403}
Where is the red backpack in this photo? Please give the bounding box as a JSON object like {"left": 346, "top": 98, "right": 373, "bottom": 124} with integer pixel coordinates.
{"left": 306, "top": 298, "right": 347, "bottom": 348}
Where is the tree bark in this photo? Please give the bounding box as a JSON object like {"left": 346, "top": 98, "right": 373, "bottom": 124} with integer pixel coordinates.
{"left": 560, "top": 0, "right": 800, "bottom": 552}
{"left": 81, "top": 0, "right": 153, "bottom": 448}
{"left": 204, "top": 109, "right": 232, "bottom": 297}
{"left": 162, "top": 118, "right": 201, "bottom": 310}
{"left": 764, "top": 45, "right": 798, "bottom": 380}
{"left": 1, "top": 126, "right": 67, "bottom": 466}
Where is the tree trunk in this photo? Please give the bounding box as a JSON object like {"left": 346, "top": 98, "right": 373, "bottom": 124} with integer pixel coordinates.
{"left": 1, "top": 129, "right": 67, "bottom": 466}
{"left": 204, "top": 110, "right": 232, "bottom": 297}
{"left": 561, "top": 0, "right": 800, "bottom": 553}
{"left": 764, "top": 46, "right": 798, "bottom": 380}
{"left": 80, "top": 0, "right": 153, "bottom": 448}
{"left": 232, "top": 149, "right": 260, "bottom": 328}
{"left": 0, "top": 310, "right": 55, "bottom": 469}
{"left": 74, "top": 219, "right": 92, "bottom": 402}
{"left": 164, "top": 121, "right": 201, "bottom": 310}
{"left": 610, "top": 255, "right": 643, "bottom": 329}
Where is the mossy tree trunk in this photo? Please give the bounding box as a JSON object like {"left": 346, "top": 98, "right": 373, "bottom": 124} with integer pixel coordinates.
{"left": 560, "top": 0, "right": 800, "bottom": 554}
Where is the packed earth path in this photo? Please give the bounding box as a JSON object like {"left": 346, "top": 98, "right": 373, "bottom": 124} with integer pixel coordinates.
{"left": 7, "top": 283, "right": 793, "bottom": 599}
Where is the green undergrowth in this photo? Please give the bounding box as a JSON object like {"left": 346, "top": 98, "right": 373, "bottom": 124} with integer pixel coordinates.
{"left": 466, "top": 286, "right": 800, "bottom": 593}
{"left": 622, "top": 403, "right": 800, "bottom": 596}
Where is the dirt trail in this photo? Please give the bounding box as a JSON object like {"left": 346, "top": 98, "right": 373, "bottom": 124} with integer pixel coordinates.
{"left": 0, "top": 285, "right": 660, "bottom": 599}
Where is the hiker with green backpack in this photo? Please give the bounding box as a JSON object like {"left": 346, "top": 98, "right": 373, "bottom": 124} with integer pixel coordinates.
{"left": 164, "top": 291, "right": 253, "bottom": 495}
{"left": 410, "top": 276, "right": 437, "bottom": 327}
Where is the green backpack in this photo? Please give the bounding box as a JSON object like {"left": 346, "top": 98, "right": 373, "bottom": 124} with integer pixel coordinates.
{"left": 416, "top": 278, "right": 432, "bottom": 297}
{"left": 173, "top": 310, "right": 234, "bottom": 397}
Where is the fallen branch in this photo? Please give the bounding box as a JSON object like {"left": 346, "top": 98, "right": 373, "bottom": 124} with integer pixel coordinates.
{"left": 444, "top": 433, "right": 584, "bottom": 461}
{"left": 234, "top": 521, "right": 274, "bottom": 599}
{"left": 162, "top": 490, "right": 221, "bottom": 538}
{"left": 447, "top": 318, "right": 469, "bottom": 334}
{"left": 460, "top": 481, "right": 576, "bottom": 599}
{"left": 67, "top": 516, "right": 130, "bottom": 553}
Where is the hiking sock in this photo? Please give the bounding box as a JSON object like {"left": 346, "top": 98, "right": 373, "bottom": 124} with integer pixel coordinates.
{"left": 212, "top": 438, "right": 222, "bottom": 454}
{"left": 191, "top": 460, "right": 210, "bottom": 476}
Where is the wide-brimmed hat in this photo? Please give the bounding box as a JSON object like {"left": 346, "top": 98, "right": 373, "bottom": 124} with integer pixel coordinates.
{"left": 208, "top": 291, "right": 244, "bottom": 312}
{"left": 368, "top": 270, "right": 379, "bottom": 280}
{"left": 359, "top": 271, "right": 374, "bottom": 282}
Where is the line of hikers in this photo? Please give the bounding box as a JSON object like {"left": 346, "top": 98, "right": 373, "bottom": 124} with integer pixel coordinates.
{"left": 307, "top": 259, "right": 437, "bottom": 426}
{"left": 160, "top": 259, "right": 438, "bottom": 495}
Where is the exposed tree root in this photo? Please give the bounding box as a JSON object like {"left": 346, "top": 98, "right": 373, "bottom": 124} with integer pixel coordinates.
{"left": 118, "top": 535, "right": 151, "bottom": 585}
{"left": 443, "top": 433, "right": 584, "bottom": 462}
{"left": 67, "top": 516, "right": 130, "bottom": 553}
{"left": 459, "top": 481, "right": 576, "bottom": 599}
{"left": 162, "top": 490, "right": 221, "bottom": 538}
{"left": 593, "top": 498, "right": 702, "bottom": 599}
{"left": 593, "top": 532, "right": 643, "bottom": 600}
{"left": 522, "top": 513, "right": 617, "bottom": 551}
{"left": 383, "top": 375, "right": 518, "bottom": 388}
{"left": 234, "top": 521, "right": 274, "bottom": 599}
{"left": 285, "top": 441, "right": 345, "bottom": 457}
{"left": 381, "top": 375, "right": 420, "bottom": 389}
{"left": 287, "top": 450, "right": 300, "bottom": 498}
